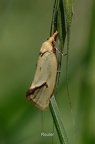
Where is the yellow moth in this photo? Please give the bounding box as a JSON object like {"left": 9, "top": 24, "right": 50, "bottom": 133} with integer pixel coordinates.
{"left": 26, "top": 31, "right": 58, "bottom": 110}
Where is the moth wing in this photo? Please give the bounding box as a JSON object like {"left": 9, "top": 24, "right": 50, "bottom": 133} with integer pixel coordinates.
{"left": 31, "top": 52, "right": 51, "bottom": 87}
{"left": 27, "top": 51, "right": 57, "bottom": 110}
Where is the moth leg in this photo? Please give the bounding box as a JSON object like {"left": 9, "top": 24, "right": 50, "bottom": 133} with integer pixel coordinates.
{"left": 55, "top": 47, "right": 67, "bottom": 56}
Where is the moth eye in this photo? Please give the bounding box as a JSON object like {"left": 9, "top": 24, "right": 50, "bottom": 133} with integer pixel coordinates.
{"left": 53, "top": 40, "right": 56, "bottom": 45}
{"left": 51, "top": 41, "right": 56, "bottom": 48}
{"left": 53, "top": 47, "right": 56, "bottom": 53}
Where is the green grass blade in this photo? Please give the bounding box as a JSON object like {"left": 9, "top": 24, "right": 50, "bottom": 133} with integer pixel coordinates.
{"left": 50, "top": 95, "right": 69, "bottom": 144}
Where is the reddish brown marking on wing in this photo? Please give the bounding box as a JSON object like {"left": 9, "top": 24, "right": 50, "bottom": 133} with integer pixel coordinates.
{"left": 45, "top": 82, "right": 48, "bottom": 88}
{"left": 40, "top": 51, "right": 47, "bottom": 57}
{"left": 40, "top": 67, "right": 42, "bottom": 70}
{"left": 26, "top": 82, "right": 48, "bottom": 96}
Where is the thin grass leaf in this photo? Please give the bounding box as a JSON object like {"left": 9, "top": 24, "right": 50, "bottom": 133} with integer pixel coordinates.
{"left": 50, "top": 95, "right": 69, "bottom": 144}
{"left": 49, "top": 0, "right": 73, "bottom": 144}
{"left": 63, "top": 0, "right": 73, "bottom": 84}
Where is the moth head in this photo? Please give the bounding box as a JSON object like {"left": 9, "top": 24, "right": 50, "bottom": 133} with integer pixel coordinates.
{"left": 40, "top": 41, "right": 53, "bottom": 53}
{"left": 40, "top": 31, "right": 58, "bottom": 53}
{"left": 48, "top": 31, "right": 58, "bottom": 43}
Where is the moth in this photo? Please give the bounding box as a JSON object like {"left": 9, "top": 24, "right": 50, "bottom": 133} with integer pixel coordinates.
{"left": 26, "top": 31, "right": 58, "bottom": 110}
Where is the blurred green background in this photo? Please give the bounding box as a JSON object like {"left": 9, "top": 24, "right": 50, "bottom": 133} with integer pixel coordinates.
{"left": 0, "top": 0, "right": 95, "bottom": 144}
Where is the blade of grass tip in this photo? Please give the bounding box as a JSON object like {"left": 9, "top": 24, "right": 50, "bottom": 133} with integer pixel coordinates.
{"left": 50, "top": 0, "right": 58, "bottom": 36}
{"left": 63, "top": 0, "right": 72, "bottom": 89}
{"left": 63, "top": 0, "right": 76, "bottom": 139}
{"left": 57, "top": 0, "right": 66, "bottom": 52}
{"left": 56, "top": 0, "right": 66, "bottom": 88}
{"left": 50, "top": 95, "right": 69, "bottom": 144}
